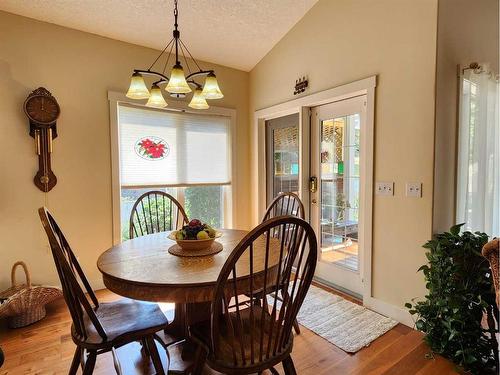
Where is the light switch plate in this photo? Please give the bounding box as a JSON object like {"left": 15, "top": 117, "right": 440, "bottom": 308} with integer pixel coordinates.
{"left": 375, "top": 182, "right": 394, "bottom": 196}
{"left": 406, "top": 182, "right": 422, "bottom": 197}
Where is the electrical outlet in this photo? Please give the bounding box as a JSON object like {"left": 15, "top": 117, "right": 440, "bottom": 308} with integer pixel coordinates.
{"left": 406, "top": 182, "right": 422, "bottom": 197}
{"left": 375, "top": 182, "right": 394, "bottom": 196}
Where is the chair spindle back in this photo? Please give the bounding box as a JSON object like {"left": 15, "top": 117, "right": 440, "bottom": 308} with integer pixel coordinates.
{"left": 263, "top": 192, "right": 305, "bottom": 222}
{"left": 211, "top": 216, "right": 317, "bottom": 367}
{"left": 38, "top": 207, "right": 106, "bottom": 341}
{"left": 129, "top": 191, "right": 189, "bottom": 239}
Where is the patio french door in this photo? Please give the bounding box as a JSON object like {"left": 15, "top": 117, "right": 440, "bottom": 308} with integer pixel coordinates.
{"left": 310, "top": 96, "right": 367, "bottom": 296}
{"left": 265, "top": 114, "right": 300, "bottom": 205}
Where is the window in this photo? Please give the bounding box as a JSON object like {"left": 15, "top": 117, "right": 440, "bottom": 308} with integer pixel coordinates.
{"left": 457, "top": 65, "right": 499, "bottom": 237}
{"left": 117, "top": 103, "right": 232, "bottom": 241}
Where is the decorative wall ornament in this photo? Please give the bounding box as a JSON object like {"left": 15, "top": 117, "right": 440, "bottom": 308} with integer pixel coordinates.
{"left": 294, "top": 76, "right": 308, "bottom": 95}
{"left": 135, "top": 137, "right": 170, "bottom": 160}
{"left": 23, "top": 87, "right": 60, "bottom": 192}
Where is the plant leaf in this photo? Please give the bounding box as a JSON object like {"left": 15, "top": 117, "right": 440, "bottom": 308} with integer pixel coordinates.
{"left": 450, "top": 223, "right": 464, "bottom": 235}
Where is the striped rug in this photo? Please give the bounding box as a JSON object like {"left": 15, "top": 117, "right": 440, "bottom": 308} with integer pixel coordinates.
{"left": 294, "top": 284, "right": 398, "bottom": 353}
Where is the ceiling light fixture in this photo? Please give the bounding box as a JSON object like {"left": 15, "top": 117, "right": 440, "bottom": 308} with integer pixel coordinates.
{"left": 188, "top": 88, "right": 209, "bottom": 110}
{"left": 126, "top": 0, "right": 223, "bottom": 109}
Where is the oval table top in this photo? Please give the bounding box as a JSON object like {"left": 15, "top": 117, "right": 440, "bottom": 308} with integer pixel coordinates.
{"left": 97, "top": 229, "right": 280, "bottom": 303}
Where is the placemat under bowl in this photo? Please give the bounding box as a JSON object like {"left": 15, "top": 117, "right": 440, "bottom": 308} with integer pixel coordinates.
{"left": 168, "top": 241, "right": 223, "bottom": 257}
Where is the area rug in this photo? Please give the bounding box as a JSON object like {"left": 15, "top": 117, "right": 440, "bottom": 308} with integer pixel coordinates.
{"left": 291, "top": 284, "right": 398, "bottom": 353}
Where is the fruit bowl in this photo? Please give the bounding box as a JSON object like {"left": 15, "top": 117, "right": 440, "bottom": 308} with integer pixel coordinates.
{"left": 168, "top": 219, "right": 222, "bottom": 251}
{"left": 168, "top": 231, "right": 222, "bottom": 251}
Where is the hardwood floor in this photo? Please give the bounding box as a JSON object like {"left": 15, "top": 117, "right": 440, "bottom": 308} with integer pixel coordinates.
{"left": 0, "top": 289, "right": 458, "bottom": 375}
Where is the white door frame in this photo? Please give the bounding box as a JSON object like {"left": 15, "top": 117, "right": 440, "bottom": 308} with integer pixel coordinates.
{"left": 252, "top": 76, "right": 376, "bottom": 302}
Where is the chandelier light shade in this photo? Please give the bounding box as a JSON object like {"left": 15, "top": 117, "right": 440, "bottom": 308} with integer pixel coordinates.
{"left": 146, "top": 84, "right": 168, "bottom": 108}
{"left": 201, "top": 72, "right": 224, "bottom": 99}
{"left": 165, "top": 63, "right": 192, "bottom": 94}
{"left": 125, "top": 0, "right": 223, "bottom": 110}
{"left": 126, "top": 72, "right": 150, "bottom": 99}
{"left": 188, "top": 88, "right": 209, "bottom": 109}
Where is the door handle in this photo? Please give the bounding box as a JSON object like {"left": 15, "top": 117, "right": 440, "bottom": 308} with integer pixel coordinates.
{"left": 309, "top": 176, "right": 318, "bottom": 193}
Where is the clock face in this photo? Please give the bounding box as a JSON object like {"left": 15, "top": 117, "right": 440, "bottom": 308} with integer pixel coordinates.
{"left": 24, "top": 95, "right": 60, "bottom": 125}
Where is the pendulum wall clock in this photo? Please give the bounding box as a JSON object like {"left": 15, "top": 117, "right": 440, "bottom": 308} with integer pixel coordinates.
{"left": 23, "top": 87, "right": 61, "bottom": 192}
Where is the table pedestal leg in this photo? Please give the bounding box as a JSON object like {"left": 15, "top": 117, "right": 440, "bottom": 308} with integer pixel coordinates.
{"left": 163, "top": 302, "right": 211, "bottom": 374}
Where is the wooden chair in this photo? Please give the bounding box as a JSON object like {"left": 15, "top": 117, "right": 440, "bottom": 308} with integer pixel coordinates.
{"left": 262, "top": 192, "right": 305, "bottom": 222}
{"left": 38, "top": 207, "right": 168, "bottom": 375}
{"left": 189, "top": 216, "right": 317, "bottom": 375}
{"left": 129, "top": 191, "right": 188, "bottom": 239}
{"left": 263, "top": 192, "right": 305, "bottom": 334}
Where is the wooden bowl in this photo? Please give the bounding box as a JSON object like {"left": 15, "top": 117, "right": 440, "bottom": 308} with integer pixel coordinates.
{"left": 168, "top": 231, "right": 222, "bottom": 251}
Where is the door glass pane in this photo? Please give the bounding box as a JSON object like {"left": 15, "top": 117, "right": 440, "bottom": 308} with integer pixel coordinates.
{"left": 320, "top": 114, "right": 360, "bottom": 271}
{"left": 266, "top": 114, "right": 300, "bottom": 204}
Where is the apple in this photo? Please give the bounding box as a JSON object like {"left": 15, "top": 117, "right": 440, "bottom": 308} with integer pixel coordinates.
{"left": 197, "top": 231, "right": 209, "bottom": 240}
{"left": 189, "top": 219, "right": 202, "bottom": 227}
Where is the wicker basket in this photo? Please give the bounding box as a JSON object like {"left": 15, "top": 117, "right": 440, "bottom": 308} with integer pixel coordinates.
{"left": 0, "top": 261, "right": 62, "bottom": 328}
{"left": 482, "top": 238, "right": 499, "bottom": 306}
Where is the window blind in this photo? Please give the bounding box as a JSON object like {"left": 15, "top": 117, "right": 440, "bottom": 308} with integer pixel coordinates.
{"left": 118, "top": 104, "right": 231, "bottom": 187}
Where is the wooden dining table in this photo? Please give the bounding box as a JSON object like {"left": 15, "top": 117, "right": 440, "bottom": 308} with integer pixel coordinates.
{"left": 97, "top": 228, "right": 280, "bottom": 374}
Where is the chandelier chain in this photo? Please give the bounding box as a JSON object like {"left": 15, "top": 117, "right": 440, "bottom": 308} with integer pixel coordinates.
{"left": 173, "top": 0, "right": 180, "bottom": 64}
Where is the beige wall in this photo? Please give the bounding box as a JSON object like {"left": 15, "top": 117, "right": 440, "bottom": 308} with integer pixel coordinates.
{"left": 250, "top": 0, "right": 438, "bottom": 307}
{"left": 0, "top": 11, "right": 250, "bottom": 289}
{"left": 3, "top": 0, "right": 478, "bottom": 314}
{"left": 433, "top": 0, "right": 499, "bottom": 233}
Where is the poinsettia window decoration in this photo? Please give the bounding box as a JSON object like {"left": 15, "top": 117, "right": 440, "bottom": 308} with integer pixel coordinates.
{"left": 135, "top": 136, "right": 170, "bottom": 160}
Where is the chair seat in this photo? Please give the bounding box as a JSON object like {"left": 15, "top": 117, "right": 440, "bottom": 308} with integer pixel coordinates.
{"left": 76, "top": 298, "right": 168, "bottom": 346}
{"left": 190, "top": 305, "right": 293, "bottom": 372}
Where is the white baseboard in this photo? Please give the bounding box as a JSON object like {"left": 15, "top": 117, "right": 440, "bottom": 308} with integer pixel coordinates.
{"left": 364, "top": 296, "right": 415, "bottom": 328}
{"left": 311, "top": 277, "right": 415, "bottom": 328}
{"left": 90, "top": 278, "right": 106, "bottom": 291}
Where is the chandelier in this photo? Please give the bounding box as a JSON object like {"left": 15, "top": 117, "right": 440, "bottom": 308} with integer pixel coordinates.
{"left": 126, "top": 0, "right": 223, "bottom": 110}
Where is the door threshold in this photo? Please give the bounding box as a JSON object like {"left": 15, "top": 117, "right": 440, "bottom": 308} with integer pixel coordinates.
{"left": 312, "top": 276, "right": 363, "bottom": 303}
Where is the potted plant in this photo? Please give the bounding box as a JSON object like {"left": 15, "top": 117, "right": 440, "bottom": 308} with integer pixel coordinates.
{"left": 406, "top": 224, "right": 498, "bottom": 374}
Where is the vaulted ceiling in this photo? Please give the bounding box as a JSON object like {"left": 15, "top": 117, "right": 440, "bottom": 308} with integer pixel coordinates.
{"left": 0, "top": 0, "right": 319, "bottom": 71}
